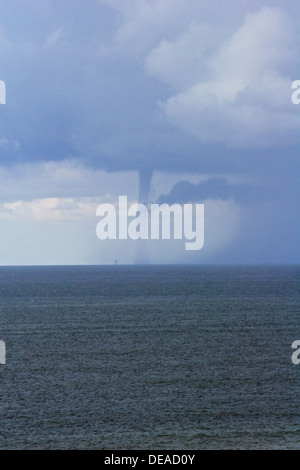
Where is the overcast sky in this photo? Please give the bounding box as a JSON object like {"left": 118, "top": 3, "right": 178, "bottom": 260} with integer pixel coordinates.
{"left": 0, "top": 0, "right": 299, "bottom": 265}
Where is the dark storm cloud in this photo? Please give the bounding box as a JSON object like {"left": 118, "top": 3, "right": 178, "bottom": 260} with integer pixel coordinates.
{"left": 157, "top": 178, "right": 269, "bottom": 205}
{"left": 1, "top": 0, "right": 300, "bottom": 176}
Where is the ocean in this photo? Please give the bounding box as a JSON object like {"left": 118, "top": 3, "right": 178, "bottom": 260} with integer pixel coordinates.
{"left": 0, "top": 265, "right": 299, "bottom": 449}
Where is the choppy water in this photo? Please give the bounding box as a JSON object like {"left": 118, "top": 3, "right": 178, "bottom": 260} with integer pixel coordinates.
{"left": 0, "top": 265, "right": 299, "bottom": 449}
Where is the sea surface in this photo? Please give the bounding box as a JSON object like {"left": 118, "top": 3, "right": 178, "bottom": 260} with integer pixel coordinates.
{"left": 0, "top": 265, "right": 299, "bottom": 450}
